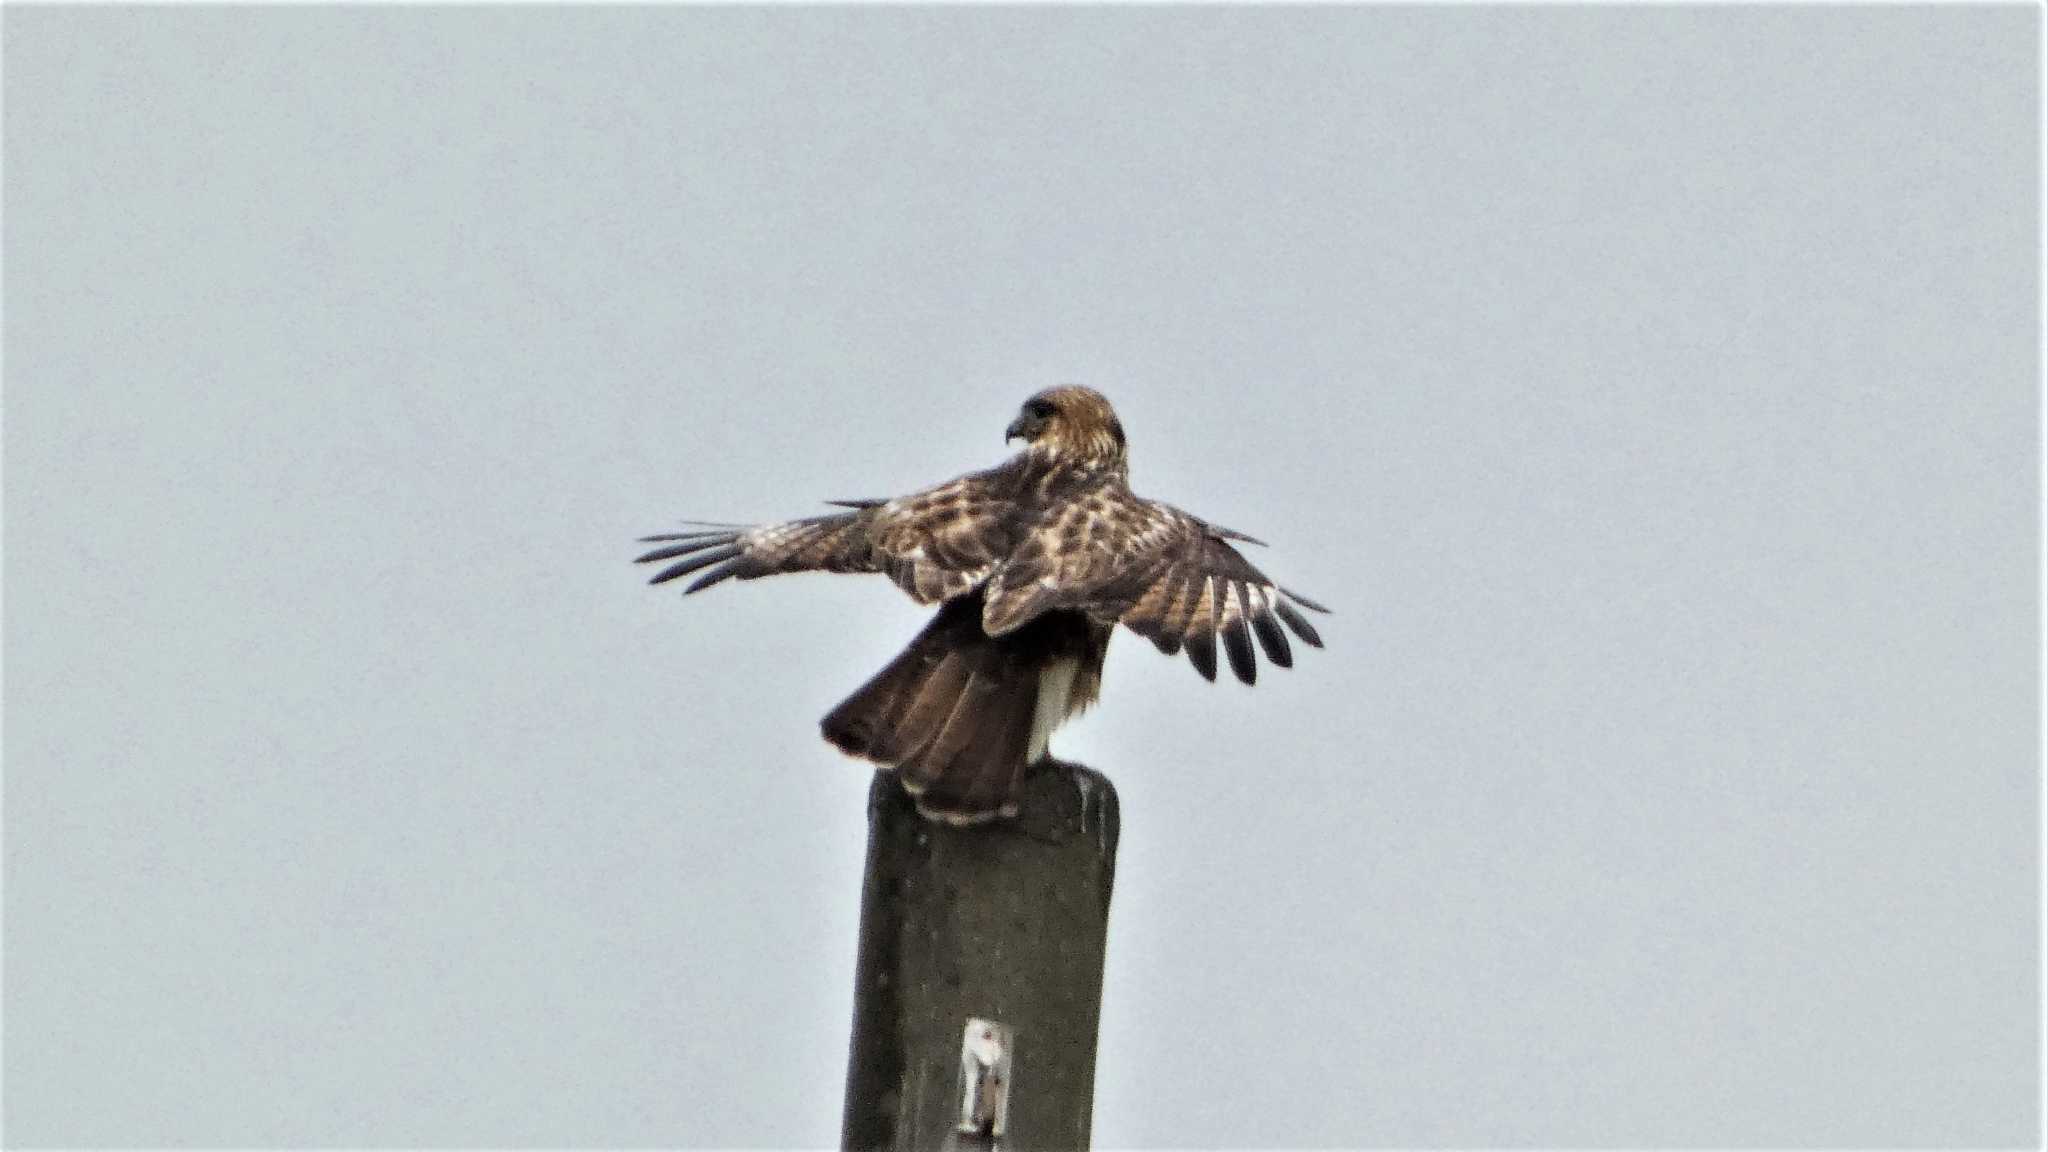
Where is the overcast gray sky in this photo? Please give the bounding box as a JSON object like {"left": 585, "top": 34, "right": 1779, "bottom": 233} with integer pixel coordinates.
{"left": 5, "top": 5, "right": 2039, "bottom": 1147}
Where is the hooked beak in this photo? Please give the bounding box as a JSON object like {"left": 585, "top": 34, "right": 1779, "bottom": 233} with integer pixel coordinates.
{"left": 1005, "top": 415, "right": 1031, "bottom": 444}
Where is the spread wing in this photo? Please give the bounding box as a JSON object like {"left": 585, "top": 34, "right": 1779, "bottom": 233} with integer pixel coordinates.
{"left": 981, "top": 493, "right": 1328, "bottom": 685}
{"left": 635, "top": 464, "right": 1024, "bottom": 603}
{"left": 1114, "top": 509, "right": 1329, "bottom": 684}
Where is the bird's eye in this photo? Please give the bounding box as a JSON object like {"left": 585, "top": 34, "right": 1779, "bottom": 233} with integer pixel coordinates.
{"left": 1024, "top": 399, "right": 1057, "bottom": 419}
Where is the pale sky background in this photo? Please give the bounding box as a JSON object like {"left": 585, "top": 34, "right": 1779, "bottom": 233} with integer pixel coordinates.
{"left": 4, "top": 6, "right": 2040, "bottom": 1148}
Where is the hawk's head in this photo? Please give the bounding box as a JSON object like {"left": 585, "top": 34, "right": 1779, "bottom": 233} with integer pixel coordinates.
{"left": 1005, "top": 386, "right": 1127, "bottom": 465}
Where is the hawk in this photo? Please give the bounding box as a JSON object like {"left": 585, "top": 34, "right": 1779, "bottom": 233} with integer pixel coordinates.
{"left": 636, "top": 386, "right": 1328, "bottom": 824}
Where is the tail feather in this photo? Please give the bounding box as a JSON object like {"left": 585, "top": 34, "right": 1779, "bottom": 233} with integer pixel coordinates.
{"left": 907, "top": 670, "right": 1017, "bottom": 818}
{"left": 891, "top": 653, "right": 975, "bottom": 772}
{"left": 927, "top": 678, "right": 1042, "bottom": 822}
{"left": 825, "top": 649, "right": 931, "bottom": 764}
{"left": 821, "top": 590, "right": 1093, "bottom": 825}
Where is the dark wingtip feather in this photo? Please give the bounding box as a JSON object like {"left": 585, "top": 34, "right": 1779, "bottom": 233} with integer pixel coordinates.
{"left": 1252, "top": 610, "right": 1293, "bottom": 668}
{"left": 637, "top": 530, "right": 733, "bottom": 545}
{"left": 649, "top": 544, "right": 741, "bottom": 586}
{"left": 634, "top": 534, "right": 738, "bottom": 564}
{"left": 1282, "top": 588, "right": 1333, "bottom": 614}
{"left": 824, "top": 498, "right": 885, "bottom": 509}
{"left": 685, "top": 563, "right": 740, "bottom": 594}
{"left": 1273, "top": 600, "right": 1324, "bottom": 648}
{"left": 1208, "top": 525, "right": 1268, "bottom": 547}
{"left": 1185, "top": 628, "right": 1218, "bottom": 682}
{"left": 1221, "top": 615, "right": 1257, "bottom": 685}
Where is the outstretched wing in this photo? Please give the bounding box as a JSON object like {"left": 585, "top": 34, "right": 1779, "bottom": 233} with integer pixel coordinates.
{"left": 635, "top": 463, "right": 1025, "bottom": 602}
{"left": 1113, "top": 508, "right": 1329, "bottom": 685}
{"left": 635, "top": 513, "right": 878, "bottom": 594}
{"left": 980, "top": 492, "right": 1328, "bottom": 685}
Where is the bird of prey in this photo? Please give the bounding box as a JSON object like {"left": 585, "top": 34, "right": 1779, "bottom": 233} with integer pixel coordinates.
{"left": 636, "top": 386, "right": 1328, "bottom": 825}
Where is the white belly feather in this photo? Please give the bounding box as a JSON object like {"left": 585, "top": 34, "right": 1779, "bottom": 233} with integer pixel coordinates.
{"left": 1028, "top": 657, "right": 1080, "bottom": 763}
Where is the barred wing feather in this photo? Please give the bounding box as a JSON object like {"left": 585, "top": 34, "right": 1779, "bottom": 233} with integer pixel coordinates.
{"left": 1113, "top": 507, "right": 1328, "bottom": 685}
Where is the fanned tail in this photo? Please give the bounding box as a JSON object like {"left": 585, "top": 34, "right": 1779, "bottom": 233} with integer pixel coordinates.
{"left": 820, "top": 591, "right": 1054, "bottom": 825}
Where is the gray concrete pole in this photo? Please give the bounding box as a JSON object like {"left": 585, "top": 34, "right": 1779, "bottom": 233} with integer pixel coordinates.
{"left": 842, "top": 761, "right": 1120, "bottom": 1151}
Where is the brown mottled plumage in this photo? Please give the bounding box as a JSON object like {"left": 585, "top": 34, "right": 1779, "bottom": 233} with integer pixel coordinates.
{"left": 636, "top": 386, "right": 1328, "bottom": 824}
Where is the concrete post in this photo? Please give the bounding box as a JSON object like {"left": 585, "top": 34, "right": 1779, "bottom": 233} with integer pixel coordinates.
{"left": 842, "top": 761, "right": 1119, "bottom": 1150}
